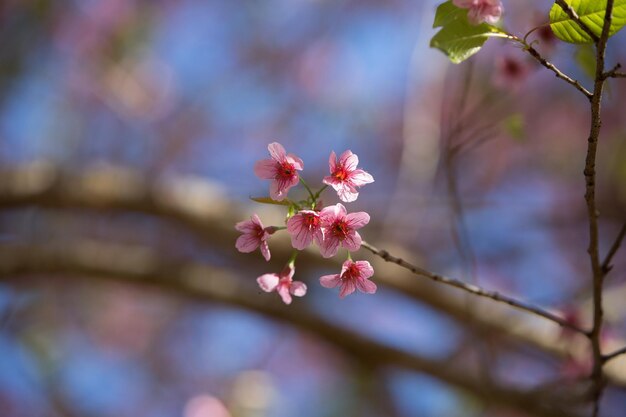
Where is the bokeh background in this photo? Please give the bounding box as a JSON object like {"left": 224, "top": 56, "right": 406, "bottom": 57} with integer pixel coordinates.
{"left": 1, "top": 0, "right": 626, "bottom": 416}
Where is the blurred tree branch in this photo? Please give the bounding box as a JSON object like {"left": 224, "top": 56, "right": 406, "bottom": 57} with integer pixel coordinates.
{"left": 2, "top": 161, "right": 626, "bottom": 388}
{"left": 0, "top": 240, "right": 586, "bottom": 417}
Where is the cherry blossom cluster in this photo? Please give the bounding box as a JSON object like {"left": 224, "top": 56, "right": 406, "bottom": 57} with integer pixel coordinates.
{"left": 235, "top": 142, "right": 376, "bottom": 304}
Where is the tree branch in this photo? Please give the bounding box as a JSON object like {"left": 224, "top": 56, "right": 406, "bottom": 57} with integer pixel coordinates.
{"left": 601, "top": 222, "right": 626, "bottom": 275}
{"left": 523, "top": 44, "right": 592, "bottom": 100}
{"left": 603, "top": 345, "right": 626, "bottom": 363}
{"left": 585, "top": 1, "right": 615, "bottom": 415}
{"left": 0, "top": 241, "right": 584, "bottom": 417}
{"left": 360, "top": 241, "right": 588, "bottom": 335}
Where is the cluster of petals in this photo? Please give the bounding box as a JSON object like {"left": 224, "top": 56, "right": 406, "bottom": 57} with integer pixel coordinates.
{"left": 320, "top": 260, "right": 377, "bottom": 298}
{"left": 257, "top": 264, "right": 307, "bottom": 305}
{"left": 323, "top": 150, "right": 374, "bottom": 203}
{"left": 254, "top": 142, "right": 304, "bottom": 201}
{"left": 318, "top": 203, "right": 369, "bottom": 258}
{"left": 235, "top": 214, "right": 275, "bottom": 261}
{"left": 453, "top": 0, "right": 503, "bottom": 25}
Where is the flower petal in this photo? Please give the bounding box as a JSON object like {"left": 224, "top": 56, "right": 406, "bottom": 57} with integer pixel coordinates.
{"left": 290, "top": 281, "right": 307, "bottom": 297}
{"left": 342, "top": 231, "right": 362, "bottom": 252}
{"left": 236, "top": 234, "right": 260, "bottom": 253}
{"left": 339, "top": 280, "right": 357, "bottom": 298}
{"left": 346, "top": 212, "right": 370, "bottom": 229}
{"left": 286, "top": 154, "right": 304, "bottom": 171}
{"left": 328, "top": 151, "right": 337, "bottom": 173}
{"left": 259, "top": 240, "right": 271, "bottom": 261}
{"left": 277, "top": 284, "right": 293, "bottom": 305}
{"left": 348, "top": 169, "right": 374, "bottom": 186}
{"left": 268, "top": 142, "right": 287, "bottom": 161}
{"left": 339, "top": 150, "right": 358, "bottom": 171}
{"left": 254, "top": 159, "right": 277, "bottom": 180}
{"left": 257, "top": 274, "right": 279, "bottom": 292}
{"left": 319, "top": 236, "right": 340, "bottom": 258}
{"left": 354, "top": 260, "right": 374, "bottom": 279}
{"left": 356, "top": 278, "right": 377, "bottom": 294}
{"left": 319, "top": 274, "right": 341, "bottom": 288}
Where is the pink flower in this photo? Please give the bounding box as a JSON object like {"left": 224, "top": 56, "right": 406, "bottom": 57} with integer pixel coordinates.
{"left": 320, "top": 260, "right": 376, "bottom": 298}
{"left": 493, "top": 56, "right": 530, "bottom": 90}
{"left": 319, "top": 203, "right": 369, "bottom": 258}
{"left": 235, "top": 214, "right": 276, "bottom": 261}
{"left": 323, "top": 150, "right": 374, "bottom": 203}
{"left": 254, "top": 142, "right": 304, "bottom": 201}
{"left": 257, "top": 264, "right": 307, "bottom": 305}
{"left": 286, "top": 210, "right": 324, "bottom": 250}
{"left": 453, "top": 0, "right": 503, "bottom": 25}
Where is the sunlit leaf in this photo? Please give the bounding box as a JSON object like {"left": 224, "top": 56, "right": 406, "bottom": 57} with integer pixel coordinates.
{"left": 430, "top": 1, "right": 508, "bottom": 64}
{"left": 549, "top": 0, "right": 626, "bottom": 44}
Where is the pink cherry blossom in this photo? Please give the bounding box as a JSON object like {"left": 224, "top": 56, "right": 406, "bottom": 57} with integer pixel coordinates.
{"left": 320, "top": 260, "right": 376, "bottom": 298}
{"left": 254, "top": 142, "right": 304, "bottom": 201}
{"left": 453, "top": 0, "right": 503, "bottom": 25}
{"left": 257, "top": 264, "right": 307, "bottom": 305}
{"left": 323, "top": 150, "right": 374, "bottom": 203}
{"left": 318, "top": 203, "right": 370, "bottom": 258}
{"left": 286, "top": 210, "right": 324, "bottom": 250}
{"left": 235, "top": 214, "right": 276, "bottom": 261}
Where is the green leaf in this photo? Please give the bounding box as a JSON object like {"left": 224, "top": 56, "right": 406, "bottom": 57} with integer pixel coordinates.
{"left": 433, "top": 1, "right": 467, "bottom": 28}
{"left": 250, "top": 196, "right": 291, "bottom": 206}
{"left": 430, "top": 1, "right": 508, "bottom": 64}
{"left": 502, "top": 114, "right": 525, "bottom": 142}
{"left": 549, "top": 0, "right": 626, "bottom": 44}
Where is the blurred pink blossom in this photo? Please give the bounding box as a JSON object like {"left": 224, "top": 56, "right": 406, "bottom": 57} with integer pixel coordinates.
{"left": 319, "top": 203, "right": 369, "bottom": 258}
{"left": 320, "top": 260, "right": 376, "bottom": 298}
{"left": 287, "top": 210, "right": 324, "bottom": 250}
{"left": 323, "top": 150, "right": 374, "bottom": 203}
{"left": 254, "top": 142, "right": 304, "bottom": 201}
{"left": 235, "top": 214, "right": 275, "bottom": 261}
{"left": 453, "top": 0, "right": 503, "bottom": 25}
{"left": 494, "top": 56, "right": 530, "bottom": 90}
{"left": 257, "top": 264, "right": 307, "bottom": 305}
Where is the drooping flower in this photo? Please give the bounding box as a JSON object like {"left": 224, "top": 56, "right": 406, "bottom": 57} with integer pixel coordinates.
{"left": 254, "top": 142, "right": 304, "bottom": 201}
{"left": 323, "top": 150, "right": 374, "bottom": 203}
{"left": 320, "top": 260, "right": 376, "bottom": 298}
{"left": 257, "top": 264, "right": 307, "bottom": 305}
{"left": 453, "top": 0, "right": 503, "bottom": 25}
{"left": 286, "top": 210, "right": 324, "bottom": 250}
{"left": 318, "top": 203, "right": 370, "bottom": 258}
{"left": 235, "top": 214, "right": 276, "bottom": 261}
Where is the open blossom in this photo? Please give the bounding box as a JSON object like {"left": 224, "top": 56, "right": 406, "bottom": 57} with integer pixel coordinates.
{"left": 254, "top": 142, "right": 304, "bottom": 201}
{"left": 257, "top": 264, "right": 307, "bottom": 305}
{"left": 453, "top": 0, "right": 503, "bottom": 25}
{"left": 286, "top": 210, "right": 324, "bottom": 250}
{"left": 320, "top": 260, "right": 376, "bottom": 298}
{"left": 235, "top": 214, "right": 276, "bottom": 261}
{"left": 323, "top": 150, "right": 374, "bottom": 203}
{"left": 319, "top": 203, "right": 369, "bottom": 258}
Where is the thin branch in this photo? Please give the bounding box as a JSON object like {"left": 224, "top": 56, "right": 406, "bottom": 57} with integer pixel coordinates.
{"left": 603, "top": 63, "right": 626, "bottom": 79}
{"left": 0, "top": 241, "right": 584, "bottom": 417}
{"left": 554, "top": 0, "right": 600, "bottom": 43}
{"left": 603, "top": 345, "right": 626, "bottom": 363}
{"left": 586, "top": 1, "right": 615, "bottom": 415}
{"left": 360, "top": 241, "right": 588, "bottom": 335}
{"left": 601, "top": 222, "right": 626, "bottom": 275}
{"left": 523, "top": 44, "right": 592, "bottom": 100}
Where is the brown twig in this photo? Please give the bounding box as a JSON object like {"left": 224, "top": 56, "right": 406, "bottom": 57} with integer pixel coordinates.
{"left": 585, "top": 1, "right": 615, "bottom": 415}
{"left": 523, "top": 44, "right": 592, "bottom": 100}
{"left": 603, "top": 345, "right": 626, "bottom": 363}
{"left": 554, "top": 0, "right": 600, "bottom": 43}
{"left": 603, "top": 63, "right": 625, "bottom": 79}
{"left": 601, "top": 222, "right": 626, "bottom": 275}
{"left": 360, "top": 241, "right": 588, "bottom": 335}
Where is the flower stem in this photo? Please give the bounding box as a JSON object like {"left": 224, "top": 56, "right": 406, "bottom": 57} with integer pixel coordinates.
{"left": 299, "top": 177, "right": 316, "bottom": 202}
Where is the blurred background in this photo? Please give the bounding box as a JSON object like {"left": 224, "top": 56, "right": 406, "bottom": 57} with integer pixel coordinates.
{"left": 0, "top": 0, "right": 625, "bottom": 416}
